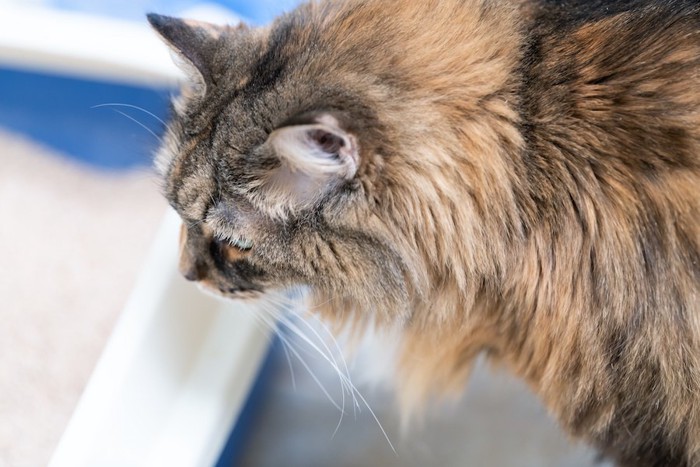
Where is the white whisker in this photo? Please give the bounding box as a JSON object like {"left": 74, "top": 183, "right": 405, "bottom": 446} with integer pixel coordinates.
{"left": 257, "top": 299, "right": 297, "bottom": 390}
{"left": 256, "top": 305, "right": 344, "bottom": 413}
{"left": 109, "top": 109, "right": 161, "bottom": 142}
{"left": 279, "top": 333, "right": 297, "bottom": 390}
{"left": 354, "top": 384, "right": 397, "bottom": 455}
{"left": 303, "top": 312, "right": 360, "bottom": 415}
{"left": 276, "top": 313, "right": 350, "bottom": 434}
{"left": 92, "top": 102, "right": 167, "bottom": 126}
{"left": 255, "top": 292, "right": 396, "bottom": 454}
{"left": 260, "top": 295, "right": 351, "bottom": 430}
{"left": 278, "top": 313, "right": 360, "bottom": 413}
{"left": 278, "top": 333, "right": 344, "bottom": 412}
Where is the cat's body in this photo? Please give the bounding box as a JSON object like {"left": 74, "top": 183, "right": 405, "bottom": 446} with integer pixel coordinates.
{"left": 148, "top": 1, "right": 700, "bottom": 465}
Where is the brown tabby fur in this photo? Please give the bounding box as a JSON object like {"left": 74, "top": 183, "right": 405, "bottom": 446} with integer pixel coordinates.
{"left": 148, "top": 0, "right": 700, "bottom": 465}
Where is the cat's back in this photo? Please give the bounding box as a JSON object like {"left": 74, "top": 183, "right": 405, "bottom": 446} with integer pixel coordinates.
{"left": 521, "top": 0, "right": 700, "bottom": 173}
{"left": 531, "top": 0, "right": 700, "bottom": 25}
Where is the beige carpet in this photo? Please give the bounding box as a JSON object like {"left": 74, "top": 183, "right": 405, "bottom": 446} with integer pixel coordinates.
{"left": 0, "top": 130, "right": 165, "bottom": 467}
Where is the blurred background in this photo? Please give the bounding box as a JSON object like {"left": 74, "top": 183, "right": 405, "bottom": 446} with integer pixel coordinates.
{"left": 0, "top": 1, "right": 606, "bottom": 466}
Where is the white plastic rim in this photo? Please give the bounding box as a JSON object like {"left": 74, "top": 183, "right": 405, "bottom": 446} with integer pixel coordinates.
{"left": 49, "top": 210, "right": 272, "bottom": 467}
{"left": 0, "top": 4, "right": 181, "bottom": 85}
{"left": 0, "top": 3, "right": 240, "bottom": 87}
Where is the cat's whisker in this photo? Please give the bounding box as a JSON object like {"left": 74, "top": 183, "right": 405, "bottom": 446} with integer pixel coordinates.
{"left": 259, "top": 293, "right": 354, "bottom": 431}
{"left": 291, "top": 313, "right": 357, "bottom": 434}
{"left": 248, "top": 306, "right": 280, "bottom": 346}
{"left": 267, "top": 294, "right": 397, "bottom": 451}
{"left": 230, "top": 302, "right": 296, "bottom": 401}
{"left": 275, "top": 306, "right": 396, "bottom": 454}
{"left": 255, "top": 303, "right": 344, "bottom": 413}
{"left": 264, "top": 298, "right": 347, "bottom": 382}
{"left": 275, "top": 313, "right": 352, "bottom": 430}
{"left": 302, "top": 312, "right": 360, "bottom": 415}
{"left": 92, "top": 102, "right": 168, "bottom": 127}
{"left": 262, "top": 293, "right": 358, "bottom": 392}
{"left": 277, "top": 309, "right": 361, "bottom": 414}
{"left": 265, "top": 293, "right": 391, "bottom": 444}
{"left": 256, "top": 296, "right": 398, "bottom": 455}
{"left": 279, "top": 287, "right": 337, "bottom": 312}
{"left": 278, "top": 330, "right": 297, "bottom": 391}
{"left": 255, "top": 300, "right": 297, "bottom": 390}
{"left": 183, "top": 218, "right": 206, "bottom": 229}
{"left": 108, "top": 109, "right": 161, "bottom": 142}
{"left": 262, "top": 296, "right": 345, "bottom": 368}
{"left": 353, "top": 383, "right": 397, "bottom": 455}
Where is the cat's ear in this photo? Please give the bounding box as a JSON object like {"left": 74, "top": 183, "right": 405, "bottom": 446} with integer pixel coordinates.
{"left": 147, "top": 13, "right": 222, "bottom": 90}
{"left": 264, "top": 114, "right": 359, "bottom": 209}
{"left": 268, "top": 115, "right": 359, "bottom": 181}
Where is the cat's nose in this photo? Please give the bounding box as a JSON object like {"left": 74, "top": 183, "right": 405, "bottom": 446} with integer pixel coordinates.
{"left": 180, "top": 263, "right": 204, "bottom": 282}
{"left": 178, "top": 223, "right": 206, "bottom": 281}
{"left": 179, "top": 252, "right": 206, "bottom": 281}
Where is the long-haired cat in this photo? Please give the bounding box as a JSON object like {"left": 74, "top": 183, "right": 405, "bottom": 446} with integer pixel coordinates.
{"left": 147, "top": 0, "right": 699, "bottom": 465}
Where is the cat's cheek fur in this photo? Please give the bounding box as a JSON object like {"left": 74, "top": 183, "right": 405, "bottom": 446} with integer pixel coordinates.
{"left": 153, "top": 124, "right": 180, "bottom": 178}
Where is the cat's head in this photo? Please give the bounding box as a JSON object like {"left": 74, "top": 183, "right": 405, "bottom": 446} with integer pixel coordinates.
{"left": 147, "top": 8, "right": 411, "bottom": 318}
{"left": 148, "top": 2, "right": 521, "bottom": 325}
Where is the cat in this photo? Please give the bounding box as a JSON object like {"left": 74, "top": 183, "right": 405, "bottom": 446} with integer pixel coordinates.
{"left": 148, "top": 0, "right": 700, "bottom": 465}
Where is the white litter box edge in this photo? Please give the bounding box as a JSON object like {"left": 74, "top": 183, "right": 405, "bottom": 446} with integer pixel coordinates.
{"left": 48, "top": 210, "right": 272, "bottom": 467}
{"left": 0, "top": 3, "right": 240, "bottom": 87}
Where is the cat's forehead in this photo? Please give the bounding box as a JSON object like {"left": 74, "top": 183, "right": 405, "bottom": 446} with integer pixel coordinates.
{"left": 161, "top": 141, "right": 216, "bottom": 221}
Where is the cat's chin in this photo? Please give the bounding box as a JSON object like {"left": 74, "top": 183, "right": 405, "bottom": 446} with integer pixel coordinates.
{"left": 195, "top": 281, "right": 263, "bottom": 302}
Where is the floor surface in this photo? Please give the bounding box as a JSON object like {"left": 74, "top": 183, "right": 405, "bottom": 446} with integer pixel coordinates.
{"left": 237, "top": 326, "right": 612, "bottom": 467}
{"left": 0, "top": 130, "right": 165, "bottom": 467}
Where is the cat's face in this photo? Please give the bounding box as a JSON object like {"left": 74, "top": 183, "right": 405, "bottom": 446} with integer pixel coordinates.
{"left": 148, "top": 10, "right": 413, "bottom": 313}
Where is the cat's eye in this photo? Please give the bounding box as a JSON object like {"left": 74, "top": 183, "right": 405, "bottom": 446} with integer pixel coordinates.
{"left": 213, "top": 233, "right": 253, "bottom": 252}
{"left": 228, "top": 236, "right": 253, "bottom": 251}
